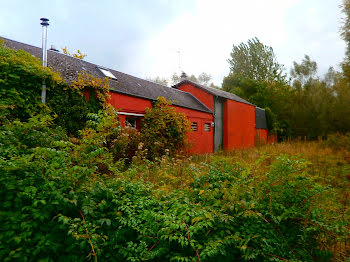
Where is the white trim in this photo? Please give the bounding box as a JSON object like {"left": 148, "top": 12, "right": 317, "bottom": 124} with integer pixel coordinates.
{"left": 118, "top": 112, "right": 144, "bottom": 117}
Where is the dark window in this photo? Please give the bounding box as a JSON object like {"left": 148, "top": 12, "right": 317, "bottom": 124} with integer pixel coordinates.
{"left": 125, "top": 117, "right": 137, "bottom": 128}
{"left": 191, "top": 122, "right": 198, "bottom": 131}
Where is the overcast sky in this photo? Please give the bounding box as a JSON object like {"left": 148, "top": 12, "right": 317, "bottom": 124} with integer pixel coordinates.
{"left": 0, "top": 0, "right": 346, "bottom": 86}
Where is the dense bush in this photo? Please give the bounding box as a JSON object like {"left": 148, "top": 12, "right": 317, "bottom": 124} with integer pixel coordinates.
{"left": 141, "top": 97, "right": 190, "bottom": 159}
{"left": 82, "top": 108, "right": 142, "bottom": 166}
{"left": 324, "top": 132, "right": 350, "bottom": 151}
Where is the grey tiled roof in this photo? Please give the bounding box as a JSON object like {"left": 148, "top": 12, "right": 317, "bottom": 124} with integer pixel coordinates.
{"left": 172, "top": 80, "right": 253, "bottom": 106}
{"left": 1, "top": 37, "right": 212, "bottom": 114}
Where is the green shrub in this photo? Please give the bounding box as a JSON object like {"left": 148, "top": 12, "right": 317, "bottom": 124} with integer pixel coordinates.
{"left": 324, "top": 132, "right": 350, "bottom": 151}
{"left": 83, "top": 108, "right": 142, "bottom": 166}
{"left": 141, "top": 97, "right": 190, "bottom": 159}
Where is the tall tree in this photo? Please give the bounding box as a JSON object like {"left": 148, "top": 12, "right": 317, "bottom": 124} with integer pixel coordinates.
{"left": 341, "top": 0, "right": 350, "bottom": 61}
{"left": 227, "top": 37, "right": 286, "bottom": 83}
{"left": 223, "top": 38, "right": 289, "bottom": 134}
{"left": 290, "top": 55, "right": 318, "bottom": 88}
{"left": 341, "top": 0, "right": 350, "bottom": 80}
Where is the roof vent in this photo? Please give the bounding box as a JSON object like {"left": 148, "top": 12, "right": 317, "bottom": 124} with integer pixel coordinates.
{"left": 49, "top": 45, "right": 59, "bottom": 52}
{"left": 180, "top": 71, "right": 187, "bottom": 82}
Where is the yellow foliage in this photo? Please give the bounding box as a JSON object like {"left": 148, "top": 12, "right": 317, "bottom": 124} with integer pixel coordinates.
{"left": 62, "top": 46, "right": 87, "bottom": 59}
{"left": 71, "top": 71, "right": 110, "bottom": 108}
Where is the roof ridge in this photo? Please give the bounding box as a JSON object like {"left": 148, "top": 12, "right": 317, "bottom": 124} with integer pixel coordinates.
{"left": 138, "top": 79, "right": 212, "bottom": 112}
{"left": 173, "top": 79, "right": 254, "bottom": 106}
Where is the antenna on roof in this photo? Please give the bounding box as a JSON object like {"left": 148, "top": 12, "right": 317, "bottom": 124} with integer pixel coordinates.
{"left": 40, "top": 17, "right": 49, "bottom": 104}
{"left": 176, "top": 50, "right": 181, "bottom": 76}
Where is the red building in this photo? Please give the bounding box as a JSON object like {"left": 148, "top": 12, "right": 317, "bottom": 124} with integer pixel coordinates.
{"left": 2, "top": 37, "right": 272, "bottom": 155}
{"left": 173, "top": 78, "right": 271, "bottom": 151}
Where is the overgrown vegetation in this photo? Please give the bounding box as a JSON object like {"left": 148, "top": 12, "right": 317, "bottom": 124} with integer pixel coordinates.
{"left": 1, "top": 2, "right": 350, "bottom": 261}
{"left": 1, "top": 112, "right": 349, "bottom": 261}
{"left": 0, "top": 40, "right": 108, "bottom": 135}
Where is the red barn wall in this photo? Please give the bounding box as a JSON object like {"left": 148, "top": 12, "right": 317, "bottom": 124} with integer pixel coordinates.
{"left": 176, "top": 83, "right": 214, "bottom": 111}
{"left": 172, "top": 106, "right": 214, "bottom": 154}
{"left": 223, "top": 100, "right": 256, "bottom": 150}
{"left": 256, "top": 128, "right": 268, "bottom": 144}
{"left": 108, "top": 92, "right": 152, "bottom": 114}
{"left": 108, "top": 92, "right": 152, "bottom": 128}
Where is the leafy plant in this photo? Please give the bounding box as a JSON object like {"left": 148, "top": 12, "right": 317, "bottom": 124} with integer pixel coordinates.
{"left": 141, "top": 97, "right": 191, "bottom": 159}
{"left": 0, "top": 42, "right": 108, "bottom": 135}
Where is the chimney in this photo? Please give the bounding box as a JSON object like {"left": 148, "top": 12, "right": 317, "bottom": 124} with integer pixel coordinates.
{"left": 40, "top": 17, "right": 49, "bottom": 104}
{"left": 180, "top": 71, "right": 187, "bottom": 82}
{"left": 49, "top": 44, "right": 59, "bottom": 52}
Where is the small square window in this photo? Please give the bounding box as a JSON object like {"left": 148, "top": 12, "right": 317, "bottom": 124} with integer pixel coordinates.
{"left": 191, "top": 122, "right": 198, "bottom": 131}
{"left": 204, "top": 123, "right": 211, "bottom": 132}
{"left": 125, "top": 117, "right": 136, "bottom": 128}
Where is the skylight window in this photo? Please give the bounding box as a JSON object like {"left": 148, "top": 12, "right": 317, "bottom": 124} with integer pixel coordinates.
{"left": 98, "top": 67, "right": 117, "bottom": 79}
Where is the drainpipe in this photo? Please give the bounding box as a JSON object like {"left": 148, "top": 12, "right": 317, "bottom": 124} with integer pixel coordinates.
{"left": 40, "top": 18, "right": 49, "bottom": 104}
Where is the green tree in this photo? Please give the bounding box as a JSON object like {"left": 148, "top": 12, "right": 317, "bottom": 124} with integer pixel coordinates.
{"left": 223, "top": 38, "right": 289, "bottom": 135}
{"left": 286, "top": 55, "right": 350, "bottom": 139}
{"left": 227, "top": 37, "right": 286, "bottom": 83}
{"left": 341, "top": 0, "right": 350, "bottom": 81}
{"left": 341, "top": 0, "right": 350, "bottom": 61}
{"left": 290, "top": 55, "right": 318, "bottom": 88}
{"left": 331, "top": 0, "right": 350, "bottom": 133}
